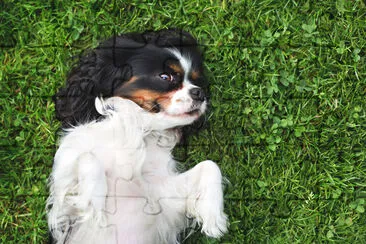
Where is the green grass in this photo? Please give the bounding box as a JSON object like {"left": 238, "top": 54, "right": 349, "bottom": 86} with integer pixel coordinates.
{"left": 1, "top": 0, "right": 365, "bottom": 243}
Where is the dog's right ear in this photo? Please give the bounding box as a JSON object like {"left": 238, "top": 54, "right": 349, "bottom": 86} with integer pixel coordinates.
{"left": 54, "top": 36, "right": 139, "bottom": 127}
{"left": 53, "top": 78, "right": 99, "bottom": 127}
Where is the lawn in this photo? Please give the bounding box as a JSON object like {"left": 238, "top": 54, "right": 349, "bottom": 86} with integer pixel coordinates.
{"left": 1, "top": 0, "right": 365, "bottom": 243}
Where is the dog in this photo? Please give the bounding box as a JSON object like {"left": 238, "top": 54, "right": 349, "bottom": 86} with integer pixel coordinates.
{"left": 47, "top": 29, "right": 227, "bottom": 244}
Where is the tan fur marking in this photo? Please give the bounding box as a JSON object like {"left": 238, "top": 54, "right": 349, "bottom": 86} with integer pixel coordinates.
{"left": 169, "top": 64, "right": 184, "bottom": 74}
{"left": 127, "top": 90, "right": 174, "bottom": 113}
{"left": 121, "top": 75, "right": 138, "bottom": 87}
{"left": 191, "top": 71, "right": 200, "bottom": 80}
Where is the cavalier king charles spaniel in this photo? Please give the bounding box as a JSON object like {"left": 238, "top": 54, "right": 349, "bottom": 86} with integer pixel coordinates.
{"left": 47, "top": 29, "right": 227, "bottom": 244}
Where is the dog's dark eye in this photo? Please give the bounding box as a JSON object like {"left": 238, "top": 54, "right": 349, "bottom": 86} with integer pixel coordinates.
{"left": 159, "top": 72, "right": 181, "bottom": 83}
{"left": 160, "top": 73, "right": 172, "bottom": 81}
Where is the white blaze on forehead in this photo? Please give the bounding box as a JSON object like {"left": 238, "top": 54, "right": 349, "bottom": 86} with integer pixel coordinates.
{"left": 167, "top": 48, "right": 192, "bottom": 81}
{"left": 164, "top": 48, "right": 206, "bottom": 117}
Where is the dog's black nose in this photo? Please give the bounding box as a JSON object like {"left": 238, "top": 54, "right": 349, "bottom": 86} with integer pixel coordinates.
{"left": 189, "top": 88, "right": 205, "bottom": 102}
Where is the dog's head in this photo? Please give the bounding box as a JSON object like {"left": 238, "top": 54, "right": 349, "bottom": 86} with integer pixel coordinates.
{"left": 55, "top": 29, "right": 208, "bottom": 133}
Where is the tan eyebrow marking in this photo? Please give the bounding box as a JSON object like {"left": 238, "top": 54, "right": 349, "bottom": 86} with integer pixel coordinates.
{"left": 191, "top": 71, "right": 200, "bottom": 80}
{"left": 168, "top": 63, "right": 184, "bottom": 74}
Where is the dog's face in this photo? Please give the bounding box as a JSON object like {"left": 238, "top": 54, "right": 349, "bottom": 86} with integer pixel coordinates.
{"left": 55, "top": 29, "right": 208, "bottom": 130}
{"left": 113, "top": 46, "right": 207, "bottom": 123}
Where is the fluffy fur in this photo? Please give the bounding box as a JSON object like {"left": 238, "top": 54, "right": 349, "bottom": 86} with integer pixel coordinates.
{"left": 47, "top": 29, "right": 227, "bottom": 244}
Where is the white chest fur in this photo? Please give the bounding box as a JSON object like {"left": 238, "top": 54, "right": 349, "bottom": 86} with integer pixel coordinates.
{"left": 47, "top": 98, "right": 227, "bottom": 244}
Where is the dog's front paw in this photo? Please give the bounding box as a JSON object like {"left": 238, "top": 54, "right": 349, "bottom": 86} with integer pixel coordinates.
{"left": 199, "top": 205, "right": 227, "bottom": 238}
{"left": 187, "top": 160, "right": 228, "bottom": 238}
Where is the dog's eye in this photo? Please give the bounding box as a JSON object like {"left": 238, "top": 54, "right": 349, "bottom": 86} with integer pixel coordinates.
{"left": 160, "top": 73, "right": 172, "bottom": 81}
{"left": 160, "top": 72, "right": 182, "bottom": 83}
{"left": 160, "top": 72, "right": 182, "bottom": 82}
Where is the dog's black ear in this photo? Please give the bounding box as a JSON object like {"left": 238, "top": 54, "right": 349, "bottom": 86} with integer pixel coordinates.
{"left": 53, "top": 79, "right": 98, "bottom": 127}
{"left": 54, "top": 36, "right": 136, "bottom": 127}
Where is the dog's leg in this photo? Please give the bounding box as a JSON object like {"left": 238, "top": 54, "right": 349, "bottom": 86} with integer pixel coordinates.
{"left": 174, "top": 160, "right": 227, "bottom": 237}
{"left": 77, "top": 152, "right": 107, "bottom": 213}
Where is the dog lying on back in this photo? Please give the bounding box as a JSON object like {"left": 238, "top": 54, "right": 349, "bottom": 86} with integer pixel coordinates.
{"left": 47, "top": 29, "right": 227, "bottom": 243}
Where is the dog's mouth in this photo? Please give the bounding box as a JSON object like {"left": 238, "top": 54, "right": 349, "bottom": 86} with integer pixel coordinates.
{"left": 185, "top": 108, "right": 201, "bottom": 116}
{"left": 162, "top": 106, "right": 204, "bottom": 119}
{"left": 138, "top": 97, "right": 206, "bottom": 119}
